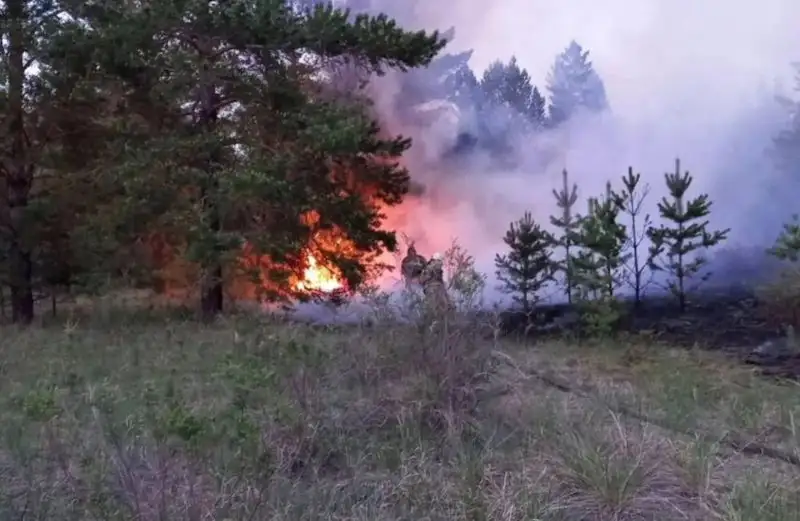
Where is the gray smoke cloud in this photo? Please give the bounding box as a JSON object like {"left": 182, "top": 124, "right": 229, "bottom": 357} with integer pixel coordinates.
{"left": 336, "top": 0, "right": 800, "bottom": 301}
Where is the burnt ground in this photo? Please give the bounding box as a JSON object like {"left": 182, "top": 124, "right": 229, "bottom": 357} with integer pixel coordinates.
{"left": 498, "top": 286, "right": 800, "bottom": 381}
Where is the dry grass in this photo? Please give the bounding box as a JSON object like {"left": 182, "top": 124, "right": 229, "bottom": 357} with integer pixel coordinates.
{"left": 0, "top": 302, "right": 798, "bottom": 520}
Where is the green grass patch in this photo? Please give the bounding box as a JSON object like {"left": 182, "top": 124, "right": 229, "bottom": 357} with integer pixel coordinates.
{"left": 0, "top": 313, "right": 797, "bottom": 520}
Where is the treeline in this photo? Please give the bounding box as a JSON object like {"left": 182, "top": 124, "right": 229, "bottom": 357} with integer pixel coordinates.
{"left": 0, "top": 0, "right": 450, "bottom": 324}
{"left": 494, "top": 159, "right": 739, "bottom": 333}
{"left": 402, "top": 38, "right": 609, "bottom": 159}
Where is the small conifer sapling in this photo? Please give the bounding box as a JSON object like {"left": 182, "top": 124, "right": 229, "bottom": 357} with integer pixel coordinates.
{"left": 768, "top": 215, "right": 800, "bottom": 261}
{"left": 761, "top": 215, "right": 800, "bottom": 330}
{"left": 549, "top": 169, "right": 581, "bottom": 304}
{"left": 495, "top": 211, "right": 555, "bottom": 315}
{"left": 612, "top": 167, "right": 654, "bottom": 307}
{"left": 647, "top": 158, "right": 729, "bottom": 312}
{"left": 573, "top": 183, "right": 628, "bottom": 299}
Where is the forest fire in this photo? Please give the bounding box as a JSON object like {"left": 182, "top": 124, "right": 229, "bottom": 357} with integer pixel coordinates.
{"left": 288, "top": 211, "right": 357, "bottom": 297}
{"left": 294, "top": 253, "right": 344, "bottom": 293}
{"left": 146, "top": 204, "right": 403, "bottom": 302}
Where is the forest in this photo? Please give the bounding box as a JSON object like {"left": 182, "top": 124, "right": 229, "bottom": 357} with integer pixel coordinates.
{"left": 4, "top": 0, "right": 784, "bottom": 329}
{"left": 2, "top": 1, "right": 800, "bottom": 520}
{"left": 0, "top": 0, "right": 631, "bottom": 325}
{"left": 0, "top": 0, "right": 450, "bottom": 323}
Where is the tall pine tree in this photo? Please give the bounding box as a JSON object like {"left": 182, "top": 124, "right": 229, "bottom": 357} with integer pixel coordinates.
{"left": 0, "top": 0, "right": 38, "bottom": 323}
{"left": 480, "top": 57, "right": 546, "bottom": 130}
{"left": 0, "top": 0, "right": 107, "bottom": 323}
{"left": 529, "top": 87, "right": 547, "bottom": 130}
{"left": 399, "top": 27, "right": 475, "bottom": 107}
{"left": 546, "top": 40, "right": 608, "bottom": 127}
{"left": 62, "top": 0, "right": 447, "bottom": 319}
{"left": 773, "top": 62, "right": 800, "bottom": 177}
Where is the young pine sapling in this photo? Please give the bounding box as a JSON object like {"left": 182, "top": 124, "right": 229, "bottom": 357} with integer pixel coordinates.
{"left": 495, "top": 211, "right": 556, "bottom": 315}
{"left": 572, "top": 182, "right": 628, "bottom": 300}
{"left": 768, "top": 215, "right": 800, "bottom": 262}
{"left": 612, "top": 167, "right": 654, "bottom": 307}
{"left": 759, "top": 215, "right": 800, "bottom": 331}
{"left": 549, "top": 169, "right": 581, "bottom": 304}
{"left": 647, "top": 158, "right": 729, "bottom": 312}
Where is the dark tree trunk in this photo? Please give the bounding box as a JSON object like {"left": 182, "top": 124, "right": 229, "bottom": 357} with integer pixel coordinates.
{"left": 5, "top": 0, "right": 34, "bottom": 325}
{"left": 199, "top": 176, "right": 223, "bottom": 321}
{"left": 198, "top": 65, "right": 223, "bottom": 321}
{"left": 200, "top": 242, "right": 224, "bottom": 320}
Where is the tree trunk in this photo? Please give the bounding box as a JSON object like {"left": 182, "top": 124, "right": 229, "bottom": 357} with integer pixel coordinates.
{"left": 199, "top": 179, "right": 223, "bottom": 321}
{"left": 6, "top": 0, "right": 34, "bottom": 325}
{"left": 200, "top": 246, "right": 224, "bottom": 321}
{"left": 198, "top": 68, "right": 223, "bottom": 321}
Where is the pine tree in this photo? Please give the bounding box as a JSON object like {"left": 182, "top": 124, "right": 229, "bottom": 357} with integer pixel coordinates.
{"left": 529, "top": 87, "right": 547, "bottom": 130}
{"left": 550, "top": 169, "right": 581, "bottom": 304}
{"left": 480, "top": 57, "right": 547, "bottom": 138}
{"left": 480, "top": 60, "right": 510, "bottom": 105}
{"left": 481, "top": 58, "right": 528, "bottom": 113}
{"left": 773, "top": 62, "right": 800, "bottom": 183}
{"left": 67, "top": 0, "right": 447, "bottom": 319}
{"left": 761, "top": 215, "right": 800, "bottom": 331}
{"left": 479, "top": 59, "right": 522, "bottom": 153}
{"left": 480, "top": 57, "right": 546, "bottom": 131}
{"left": 401, "top": 27, "right": 475, "bottom": 107}
{"left": 546, "top": 40, "right": 608, "bottom": 127}
{"left": 612, "top": 167, "right": 654, "bottom": 307}
{"left": 0, "top": 0, "right": 36, "bottom": 323}
{"left": 769, "top": 215, "right": 800, "bottom": 261}
{"left": 0, "top": 0, "right": 101, "bottom": 323}
{"left": 647, "top": 159, "right": 730, "bottom": 312}
{"left": 446, "top": 65, "right": 481, "bottom": 110}
{"left": 572, "top": 183, "right": 628, "bottom": 299}
{"left": 495, "top": 212, "right": 555, "bottom": 314}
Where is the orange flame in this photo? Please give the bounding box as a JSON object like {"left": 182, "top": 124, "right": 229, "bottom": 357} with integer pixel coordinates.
{"left": 295, "top": 253, "right": 344, "bottom": 293}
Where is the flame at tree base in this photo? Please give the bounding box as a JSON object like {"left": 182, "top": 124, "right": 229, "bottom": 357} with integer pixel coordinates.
{"left": 146, "top": 209, "right": 376, "bottom": 301}
{"left": 294, "top": 254, "right": 345, "bottom": 293}
{"left": 289, "top": 210, "right": 358, "bottom": 296}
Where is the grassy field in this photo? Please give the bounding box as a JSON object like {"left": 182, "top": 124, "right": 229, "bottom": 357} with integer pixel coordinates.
{"left": 0, "top": 303, "right": 799, "bottom": 521}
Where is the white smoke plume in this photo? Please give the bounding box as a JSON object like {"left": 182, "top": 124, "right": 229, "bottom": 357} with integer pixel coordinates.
{"left": 346, "top": 0, "right": 800, "bottom": 297}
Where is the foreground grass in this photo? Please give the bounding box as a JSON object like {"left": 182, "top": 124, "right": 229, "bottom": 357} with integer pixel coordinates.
{"left": 0, "top": 309, "right": 799, "bottom": 520}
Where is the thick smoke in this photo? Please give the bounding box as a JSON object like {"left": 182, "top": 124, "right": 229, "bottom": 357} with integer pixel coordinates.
{"left": 344, "top": 0, "right": 800, "bottom": 300}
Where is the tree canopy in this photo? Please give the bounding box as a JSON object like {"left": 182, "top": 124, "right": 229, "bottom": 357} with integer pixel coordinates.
{"left": 0, "top": 1, "right": 623, "bottom": 324}
{"left": 546, "top": 40, "right": 608, "bottom": 126}
{"left": 0, "top": 0, "right": 446, "bottom": 322}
